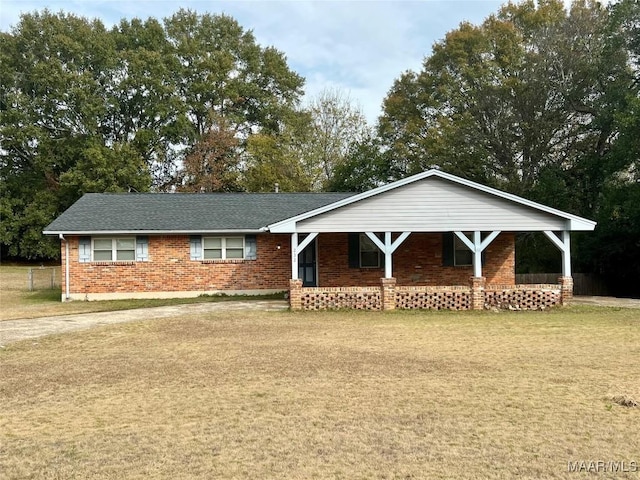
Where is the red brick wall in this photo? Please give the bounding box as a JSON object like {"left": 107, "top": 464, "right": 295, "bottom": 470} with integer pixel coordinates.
{"left": 61, "top": 232, "right": 515, "bottom": 296}
{"left": 63, "top": 234, "right": 292, "bottom": 295}
{"left": 482, "top": 232, "right": 516, "bottom": 284}
{"left": 318, "top": 232, "right": 515, "bottom": 287}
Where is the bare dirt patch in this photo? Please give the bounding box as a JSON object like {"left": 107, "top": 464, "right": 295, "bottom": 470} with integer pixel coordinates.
{"left": 612, "top": 395, "right": 639, "bottom": 408}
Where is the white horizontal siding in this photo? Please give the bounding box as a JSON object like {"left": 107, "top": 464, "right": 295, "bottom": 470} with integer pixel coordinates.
{"left": 297, "top": 177, "right": 567, "bottom": 232}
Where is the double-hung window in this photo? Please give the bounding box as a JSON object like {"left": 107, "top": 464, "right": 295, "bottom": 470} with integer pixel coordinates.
{"left": 453, "top": 233, "right": 473, "bottom": 266}
{"left": 203, "top": 237, "right": 245, "bottom": 260}
{"left": 92, "top": 238, "right": 136, "bottom": 261}
{"left": 442, "top": 232, "right": 484, "bottom": 268}
{"left": 359, "top": 233, "right": 382, "bottom": 268}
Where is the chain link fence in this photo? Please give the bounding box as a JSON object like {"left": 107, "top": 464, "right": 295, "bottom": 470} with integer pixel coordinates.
{"left": 27, "top": 266, "right": 61, "bottom": 291}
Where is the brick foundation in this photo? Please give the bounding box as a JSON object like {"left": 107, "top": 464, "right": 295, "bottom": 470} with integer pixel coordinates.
{"left": 559, "top": 276, "right": 573, "bottom": 305}
{"left": 295, "top": 282, "right": 565, "bottom": 311}
{"left": 470, "top": 276, "right": 486, "bottom": 310}
{"left": 484, "top": 284, "right": 562, "bottom": 310}
{"left": 295, "top": 285, "right": 382, "bottom": 310}
{"left": 396, "top": 285, "right": 471, "bottom": 310}
{"left": 381, "top": 277, "right": 397, "bottom": 311}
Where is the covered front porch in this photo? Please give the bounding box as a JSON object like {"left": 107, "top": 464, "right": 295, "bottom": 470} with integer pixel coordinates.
{"left": 265, "top": 170, "right": 595, "bottom": 312}
{"left": 286, "top": 231, "right": 573, "bottom": 311}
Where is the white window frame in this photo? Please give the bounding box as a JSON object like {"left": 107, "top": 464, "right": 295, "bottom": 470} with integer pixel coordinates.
{"left": 92, "top": 237, "right": 136, "bottom": 262}
{"left": 359, "top": 233, "right": 382, "bottom": 268}
{"left": 203, "top": 236, "right": 245, "bottom": 260}
{"left": 454, "top": 233, "right": 473, "bottom": 267}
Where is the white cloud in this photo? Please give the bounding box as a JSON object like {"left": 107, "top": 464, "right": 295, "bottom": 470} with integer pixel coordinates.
{"left": 5, "top": 0, "right": 559, "bottom": 124}
{"left": 227, "top": 1, "right": 503, "bottom": 123}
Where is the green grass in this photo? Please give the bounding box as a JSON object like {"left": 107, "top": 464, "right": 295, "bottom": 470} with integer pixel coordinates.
{"left": 23, "top": 289, "right": 63, "bottom": 303}
{"left": 2, "top": 287, "right": 286, "bottom": 321}
{"left": 0, "top": 264, "right": 286, "bottom": 321}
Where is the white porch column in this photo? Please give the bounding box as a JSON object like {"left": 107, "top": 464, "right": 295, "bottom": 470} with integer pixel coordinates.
{"left": 454, "top": 230, "right": 501, "bottom": 278}
{"left": 472, "top": 231, "right": 482, "bottom": 278}
{"left": 543, "top": 230, "right": 572, "bottom": 277}
{"left": 384, "top": 232, "right": 392, "bottom": 278}
{"left": 291, "top": 232, "right": 319, "bottom": 279}
{"left": 562, "top": 230, "right": 571, "bottom": 277}
{"left": 365, "top": 231, "right": 412, "bottom": 278}
{"left": 291, "top": 232, "right": 298, "bottom": 279}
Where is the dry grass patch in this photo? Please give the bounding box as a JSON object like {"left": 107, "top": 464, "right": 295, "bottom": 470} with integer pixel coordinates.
{"left": 1, "top": 307, "right": 639, "bottom": 479}
{"left": 0, "top": 266, "right": 67, "bottom": 320}
{"left": 0, "top": 265, "right": 284, "bottom": 321}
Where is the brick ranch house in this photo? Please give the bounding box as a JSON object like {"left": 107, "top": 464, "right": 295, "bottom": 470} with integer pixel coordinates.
{"left": 44, "top": 170, "right": 596, "bottom": 310}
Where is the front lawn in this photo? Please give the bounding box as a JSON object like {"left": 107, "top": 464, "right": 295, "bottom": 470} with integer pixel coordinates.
{"left": 1, "top": 307, "right": 638, "bottom": 479}
{"left": 0, "top": 265, "right": 285, "bottom": 321}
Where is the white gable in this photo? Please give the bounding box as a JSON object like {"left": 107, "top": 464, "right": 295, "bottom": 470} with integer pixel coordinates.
{"left": 268, "top": 170, "right": 596, "bottom": 233}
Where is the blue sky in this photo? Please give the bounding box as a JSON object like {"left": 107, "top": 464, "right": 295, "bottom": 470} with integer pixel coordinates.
{"left": 1, "top": 1, "right": 540, "bottom": 124}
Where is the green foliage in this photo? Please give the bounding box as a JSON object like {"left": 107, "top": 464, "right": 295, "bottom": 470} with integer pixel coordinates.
{"left": 302, "top": 88, "right": 372, "bottom": 190}
{"left": 1, "top": 9, "right": 304, "bottom": 259}
{"left": 244, "top": 130, "right": 313, "bottom": 192}
{"left": 379, "top": 0, "right": 628, "bottom": 199}
{"left": 376, "top": 0, "right": 640, "bottom": 295}
{"left": 162, "top": 10, "right": 304, "bottom": 139}
{"left": 327, "top": 137, "right": 394, "bottom": 192}
{"left": 241, "top": 88, "right": 372, "bottom": 193}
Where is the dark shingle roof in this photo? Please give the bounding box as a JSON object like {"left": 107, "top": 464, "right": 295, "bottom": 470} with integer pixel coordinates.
{"left": 44, "top": 192, "right": 355, "bottom": 233}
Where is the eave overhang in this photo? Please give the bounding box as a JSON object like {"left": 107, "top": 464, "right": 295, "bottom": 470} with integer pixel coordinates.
{"left": 43, "top": 229, "right": 266, "bottom": 236}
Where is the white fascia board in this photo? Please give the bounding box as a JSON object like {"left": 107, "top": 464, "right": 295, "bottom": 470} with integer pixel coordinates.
{"left": 42, "top": 229, "right": 265, "bottom": 236}
{"left": 568, "top": 218, "right": 597, "bottom": 231}
{"left": 267, "top": 220, "right": 298, "bottom": 233}
{"left": 267, "top": 169, "right": 597, "bottom": 232}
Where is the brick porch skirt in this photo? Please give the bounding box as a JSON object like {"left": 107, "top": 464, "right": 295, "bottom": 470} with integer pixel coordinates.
{"left": 289, "top": 277, "right": 572, "bottom": 311}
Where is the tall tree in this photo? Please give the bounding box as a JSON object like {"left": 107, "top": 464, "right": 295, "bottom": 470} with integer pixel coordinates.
{"left": 378, "top": 0, "right": 631, "bottom": 201}
{"left": 109, "top": 17, "right": 190, "bottom": 188}
{"left": 376, "top": 0, "right": 639, "bottom": 294}
{"left": 162, "top": 10, "right": 305, "bottom": 191}
{"left": 163, "top": 9, "right": 304, "bottom": 139}
{"left": 177, "top": 114, "right": 242, "bottom": 192}
{"left": 242, "top": 110, "right": 314, "bottom": 192}
{"left": 326, "top": 135, "right": 394, "bottom": 192}
{"left": 302, "top": 88, "right": 372, "bottom": 190}
{"left": 573, "top": 0, "right": 640, "bottom": 296}
{"left": 241, "top": 88, "right": 371, "bottom": 192}
{"left": 0, "top": 11, "right": 152, "bottom": 259}
{"left": 0, "top": 9, "right": 305, "bottom": 259}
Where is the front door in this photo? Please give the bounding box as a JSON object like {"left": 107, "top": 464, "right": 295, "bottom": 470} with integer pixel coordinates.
{"left": 298, "top": 238, "right": 317, "bottom": 287}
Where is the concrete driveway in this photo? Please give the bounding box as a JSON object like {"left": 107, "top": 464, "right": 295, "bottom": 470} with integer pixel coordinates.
{"left": 0, "top": 300, "right": 289, "bottom": 346}
{"left": 572, "top": 295, "right": 640, "bottom": 308}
